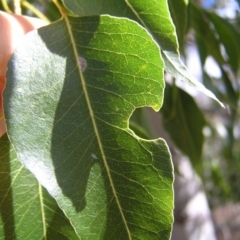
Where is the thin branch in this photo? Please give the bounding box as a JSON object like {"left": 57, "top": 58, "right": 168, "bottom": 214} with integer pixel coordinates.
{"left": 13, "top": 0, "right": 22, "bottom": 14}
{"left": 52, "top": 0, "right": 66, "bottom": 17}
{"left": 1, "top": 0, "right": 12, "bottom": 13}
{"left": 21, "top": 0, "right": 51, "bottom": 23}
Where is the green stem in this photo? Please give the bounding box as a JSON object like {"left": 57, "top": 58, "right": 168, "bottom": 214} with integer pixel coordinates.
{"left": 52, "top": 0, "right": 66, "bottom": 17}
{"left": 21, "top": 0, "right": 51, "bottom": 23}
{"left": 1, "top": 0, "right": 12, "bottom": 13}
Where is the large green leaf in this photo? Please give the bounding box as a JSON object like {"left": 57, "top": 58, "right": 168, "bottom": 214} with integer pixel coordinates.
{"left": 161, "top": 84, "right": 206, "bottom": 174}
{"left": 4, "top": 15, "right": 173, "bottom": 239}
{"left": 62, "top": 0, "right": 223, "bottom": 106}
{"left": 62, "top": 0, "right": 177, "bottom": 51}
{"left": 0, "top": 134, "right": 79, "bottom": 239}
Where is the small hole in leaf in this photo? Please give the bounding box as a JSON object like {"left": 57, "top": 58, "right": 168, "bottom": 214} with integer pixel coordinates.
{"left": 129, "top": 107, "right": 162, "bottom": 140}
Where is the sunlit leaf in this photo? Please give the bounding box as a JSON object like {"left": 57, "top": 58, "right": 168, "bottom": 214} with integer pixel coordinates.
{"left": 62, "top": 0, "right": 223, "bottom": 106}
{"left": 4, "top": 15, "right": 173, "bottom": 239}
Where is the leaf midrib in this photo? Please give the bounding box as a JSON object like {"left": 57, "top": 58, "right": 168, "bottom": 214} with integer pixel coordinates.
{"left": 64, "top": 15, "right": 132, "bottom": 239}
{"left": 39, "top": 183, "right": 47, "bottom": 240}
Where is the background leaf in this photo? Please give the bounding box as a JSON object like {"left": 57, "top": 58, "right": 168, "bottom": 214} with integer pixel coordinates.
{"left": 168, "top": 0, "right": 189, "bottom": 51}
{"left": 0, "top": 134, "right": 79, "bottom": 239}
{"left": 4, "top": 15, "right": 173, "bottom": 239}
{"left": 220, "top": 67, "right": 239, "bottom": 110}
{"left": 62, "top": 0, "right": 223, "bottom": 106}
{"left": 189, "top": 3, "right": 225, "bottom": 65}
{"left": 206, "top": 12, "right": 240, "bottom": 73}
{"left": 161, "top": 84, "right": 206, "bottom": 174}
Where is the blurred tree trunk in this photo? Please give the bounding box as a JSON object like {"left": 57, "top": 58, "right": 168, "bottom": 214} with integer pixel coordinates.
{"left": 171, "top": 152, "right": 216, "bottom": 240}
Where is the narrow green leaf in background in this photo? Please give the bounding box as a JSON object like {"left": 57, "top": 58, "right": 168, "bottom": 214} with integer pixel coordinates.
{"left": 220, "top": 67, "right": 239, "bottom": 110}
{"left": 189, "top": 3, "right": 225, "bottom": 65}
{"left": 195, "top": 34, "right": 208, "bottom": 66}
{"left": 206, "top": 12, "right": 240, "bottom": 73}
{"left": 161, "top": 84, "right": 206, "bottom": 174}
{"left": 168, "top": 0, "right": 189, "bottom": 51}
{"left": 0, "top": 134, "right": 79, "bottom": 239}
{"left": 62, "top": 0, "right": 223, "bottom": 106}
{"left": 202, "top": 69, "right": 238, "bottom": 111}
{"left": 4, "top": 15, "right": 173, "bottom": 239}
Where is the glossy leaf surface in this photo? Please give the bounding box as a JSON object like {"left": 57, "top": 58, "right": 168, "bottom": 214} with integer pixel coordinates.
{"left": 4, "top": 15, "right": 173, "bottom": 239}
{"left": 63, "top": 0, "right": 223, "bottom": 106}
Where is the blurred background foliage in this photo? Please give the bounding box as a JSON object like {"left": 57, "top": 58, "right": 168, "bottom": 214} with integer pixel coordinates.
{"left": 0, "top": 0, "right": 239, "bottom": 210}
{"left": 169, "top": 0, "right": 240, "bottom": 207}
